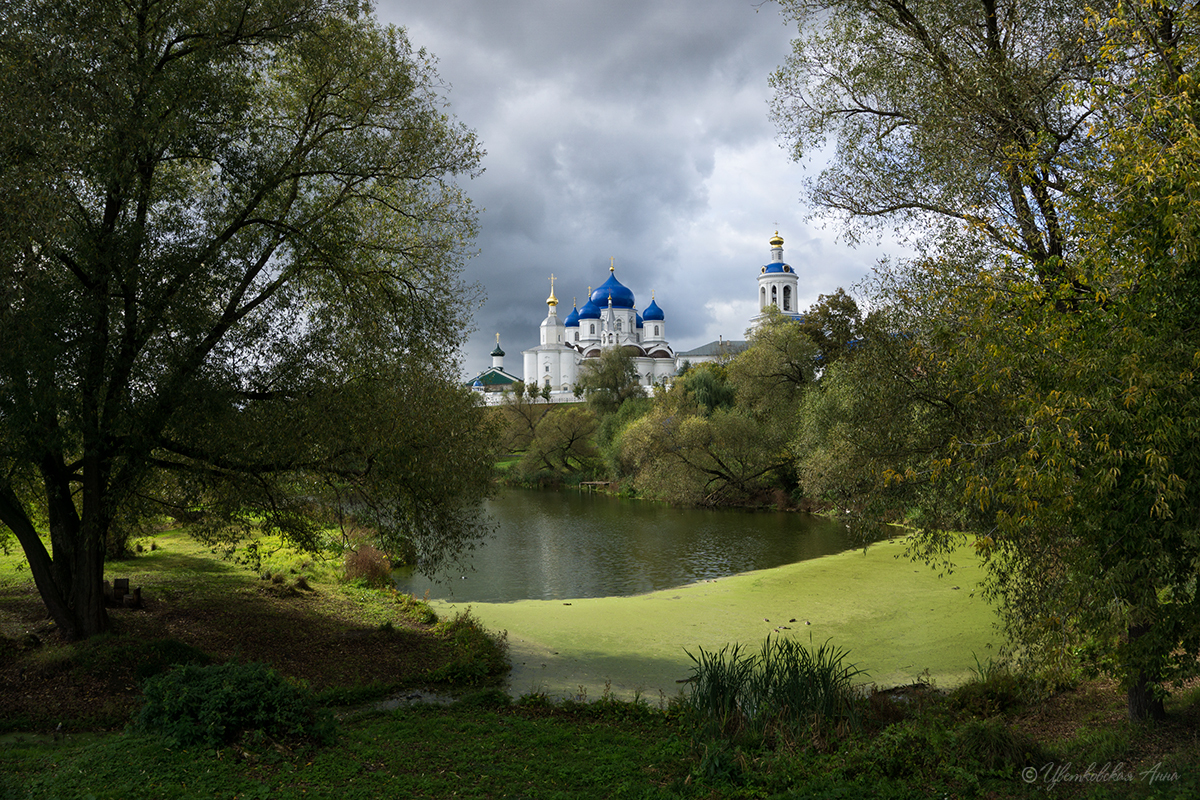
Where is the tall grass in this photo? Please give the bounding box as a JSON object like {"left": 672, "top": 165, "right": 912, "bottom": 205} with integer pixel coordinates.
{"left": 683, "top": 636, "right": 867, "bottom": 747}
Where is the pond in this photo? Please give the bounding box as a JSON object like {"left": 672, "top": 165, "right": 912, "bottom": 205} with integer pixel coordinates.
{"left": 392, "top": 488, "right": 861, "bottom": 603}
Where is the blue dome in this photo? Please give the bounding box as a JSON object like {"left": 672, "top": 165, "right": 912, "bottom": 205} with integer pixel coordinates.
{"left": 590, "top": 271, "right": 635, "bottom": 309}
{"left": 563, "top": 304, "right": 580, "bottom": 327}
{"left": 762, "top": 261, "right": 792, "bottom": 274}
{"left": 635, "top": 311, "right": 644, "bottom": 329}
{"left": 578, "top": 296, "right": 602, "bottom": 320}
{"left": 643, "top": 297, "right": 664, "bottom": 321}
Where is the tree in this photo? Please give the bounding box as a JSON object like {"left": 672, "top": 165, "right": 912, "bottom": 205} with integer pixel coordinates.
{"left": 574, "top": 347, "right": 642, "bottom": 415}
{"left": 621, "top": 406, "right": 792, "bottom": 506}
{"left": 777, "top": 0, "right": 1200, "bottom": 720}
{"left": 0, "top": 0, "right": 494, "bottom": 639}
{"left": 499, "top": 383, "right": 550, "bottom": 452}
{"left": 798, "top": 288, "right": 862, "bottom": 369}
{"left": 520, "top": 406, "right": 600, "bottom": 476}
{"left": 771, "top": 0, "right": 1108, "bottom": 278}
{"left": 727, "top": 308, "right": 819, "bottom": 415}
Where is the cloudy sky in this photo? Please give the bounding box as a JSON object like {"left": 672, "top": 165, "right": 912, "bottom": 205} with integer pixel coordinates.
{"left": 373, "top": 0, "right": 899, "bottom": 379}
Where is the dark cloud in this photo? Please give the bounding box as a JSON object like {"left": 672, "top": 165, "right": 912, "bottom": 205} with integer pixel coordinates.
{"left": 375, "top": 0, "right": 896, "bottom": 379}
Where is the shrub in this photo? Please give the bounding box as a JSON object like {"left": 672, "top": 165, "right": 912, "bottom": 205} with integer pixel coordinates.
{"left": 948, "top": 654, "right": 1034, "bottom": 717}
{"left": 953, "top": 717, "right": 1045, "bottom": 775}
{"left": 427, "top": 609, "right": 510, "bottom": 686}
{"left": 135, "top": 662, "right": 336, "bottom": 747}
{"left": 343, "top": 544, "right": 392, "bottom": 587}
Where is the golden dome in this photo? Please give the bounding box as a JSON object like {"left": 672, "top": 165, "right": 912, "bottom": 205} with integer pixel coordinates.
{"left": 770, "top": 231, "right": 784, "bottom": 247}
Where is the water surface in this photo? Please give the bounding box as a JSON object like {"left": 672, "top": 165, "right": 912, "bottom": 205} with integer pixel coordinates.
{"left": 393, "top": 488, "right": 859, "bottom": 603}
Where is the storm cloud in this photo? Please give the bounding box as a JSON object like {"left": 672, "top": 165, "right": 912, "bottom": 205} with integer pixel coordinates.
{"left": 375, "top": 0, "right": 897, "bottom": 378}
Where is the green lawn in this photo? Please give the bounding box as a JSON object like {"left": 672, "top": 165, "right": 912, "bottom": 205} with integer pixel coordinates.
{"left": 440, "top": 537, "right": 997, "bottom": 701}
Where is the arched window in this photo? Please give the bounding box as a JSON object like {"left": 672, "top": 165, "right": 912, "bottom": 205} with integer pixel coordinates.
{"left": 616, "top": 320, "right": 622, "bottom": 331}
{"left": 590, "top": 323, "right": 595, "bottom": 335}
{"left": 760, "top": 287, "right": 766, "bottom": 309}
{"left": 653, "top": 325, "right": 660, "bottom": 337}
{"left": 574, "top": 332, "right": 579, "bottom": 342}
{"left": 783, "top": 286, "right": 792, "bottom": 311}
{"left": 771, "top": 285, "right": 778, "bottom": 306}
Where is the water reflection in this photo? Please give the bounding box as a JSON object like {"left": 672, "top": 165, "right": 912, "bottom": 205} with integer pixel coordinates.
{"left": 393, "top": 488, "right": 860, "bottom": 603}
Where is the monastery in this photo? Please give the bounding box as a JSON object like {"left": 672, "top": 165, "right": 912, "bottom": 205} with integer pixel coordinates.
{"left": 469, "top": 232, "right": 799, "bottom": 401}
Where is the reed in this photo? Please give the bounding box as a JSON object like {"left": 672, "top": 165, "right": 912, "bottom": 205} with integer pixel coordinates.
{"left": 683, "top": 635, "right": 866, "bottom": 746}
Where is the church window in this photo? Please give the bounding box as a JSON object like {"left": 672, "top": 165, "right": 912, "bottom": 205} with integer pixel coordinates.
{"left": 654, "top": 325, "right": 660, "bottom": 337}
{"left": 616, "top": 320, "right": 622, "bottom": 331}
{"left": 783, "top": 286, "right": 792, "bottom": 311}
{"left": 590, "top": 323, "right": 595, "bottom": 335}
{"left": 771, "top": 285, "right": 778, "bottom": 306}
{"left": 760, "top": 287, "right": 766, "bottom": 309}
{"left": 544, "top": 365, "right": 550, "bottom": 373}
{"left": 574, "top": 332, "right": 579, "bottom": 342}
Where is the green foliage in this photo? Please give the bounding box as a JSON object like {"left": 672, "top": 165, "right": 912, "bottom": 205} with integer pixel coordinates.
{"left": 0, "top": 0, "right": 494, "bottom": 640}
{"left": 621, "top": 406, "right": 791, "bottom": 505}
{"left": 771, "top": 0, "right": 1099, "bottom": 267}
{"left": 595, "top": 395, "right": 652, "bottom": 477}
{"left": 775, "top": 0, "right": 1200, "bottom": 721}
{"left": 947, "top": 655, "right": 1036, "bottom": 719}
{"left": 426, "top": 609, "right": 510, "bottom": 686}
{"left": 135, "top": 661, "right": 337, "bottom": 748}
{"left": 682, "top": 636, "right": 866, "bottom": 747}
{"left": 518, "top": 405, "right": 600, "bottom": 477}
{"left": 799, "top": 288, "right": 862, "bottom": 369}
{"left": 680, "top": 364, "right": 736, "bottom": 414}
{"left": 575, "top": 347, "right": 643, "bottom": 415}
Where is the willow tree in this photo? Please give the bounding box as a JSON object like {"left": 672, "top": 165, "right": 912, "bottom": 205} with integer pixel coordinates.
{"left": 0, "top": 0, "right": 495, "bottom": 640}
{"left": 771, "top": 0, "right": 1107, "bottom": 277}
{"left": 776, "top": 0, "right": 1200, "bottom": 719}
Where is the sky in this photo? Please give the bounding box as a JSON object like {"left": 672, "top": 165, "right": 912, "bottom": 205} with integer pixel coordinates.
{"left": 373, "top": 0, "right": 900, "bottom": 379}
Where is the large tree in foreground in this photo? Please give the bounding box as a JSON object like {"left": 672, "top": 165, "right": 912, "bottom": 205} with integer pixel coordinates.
{"left": 0, "top": 0, "right": 495, "bottom": 640}
{"left": 777, "top": 0, "right": 1200, "bottom": 720}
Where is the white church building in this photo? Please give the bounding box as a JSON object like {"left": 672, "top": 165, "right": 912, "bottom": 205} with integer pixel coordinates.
{"left": 470, "top": 232, "right": 799, "bottom": 401}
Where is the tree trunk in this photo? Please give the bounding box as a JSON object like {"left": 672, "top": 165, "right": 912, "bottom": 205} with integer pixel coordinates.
{"left": 1128, "top": 677, "right": 1166, "bottom": 722}
{"left": 0, "top": 483, "right": 108, "bottom": 640}
{"left": 1126, "top": 623, "right": 1166, "bottom": 722}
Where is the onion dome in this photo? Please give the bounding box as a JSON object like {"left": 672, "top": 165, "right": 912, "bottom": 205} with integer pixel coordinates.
{"left": 563, "top": 300, "right": 580, "bottom": 328}
{"left": 636, "top": 310, "right": 644, "bottom": 329}
{"left": 763, "top": 231, "right": 792, "bottom": 274}
{"left": 491, "top": 342, "right": 505, "bottom": 357}
{"left": 643, "top": 294, "right": 664, "bottom": 321}
{"left": 578, "top": 288, "right": 602, "bottom": 320}
{"left": 590, "top": 266, "right": 635, "bottom": 309}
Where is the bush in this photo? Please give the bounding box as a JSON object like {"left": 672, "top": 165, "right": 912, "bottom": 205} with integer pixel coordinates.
{"left": 948, "top": 655, "right": 1034, "bottom": 717}
{"left": 426, "top": 609, "right": 510, "bottom": 686}
{"left": 135, "top": 662, "right": 336, "bottom": 747}
{"left": 343, "top": 544, "right": 392, "bottom": 587}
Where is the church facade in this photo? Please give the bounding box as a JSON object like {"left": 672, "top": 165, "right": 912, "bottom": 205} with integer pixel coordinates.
{"left": 522, "top": 261, "right": 677, "bottom": 395}
{"left": 468, "top": 232, "right": 797, "bottom": 401}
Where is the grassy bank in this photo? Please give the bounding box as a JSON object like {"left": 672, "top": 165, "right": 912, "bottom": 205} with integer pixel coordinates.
{"left": 441, "top": 536, "right": 997, "bottom": 701}
{"left": 1, "top": 530, "right": 1197, "bottom": 799}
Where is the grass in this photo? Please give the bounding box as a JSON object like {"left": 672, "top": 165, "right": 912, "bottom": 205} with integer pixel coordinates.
{"left": 447, "top": 536, "right": 997, "bottom": 702}
{"left": 0, "top": 529, "right": 505, "bottom": 732}
{"left": 1, "top": 528, "right": 1198, "bottom": 799}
